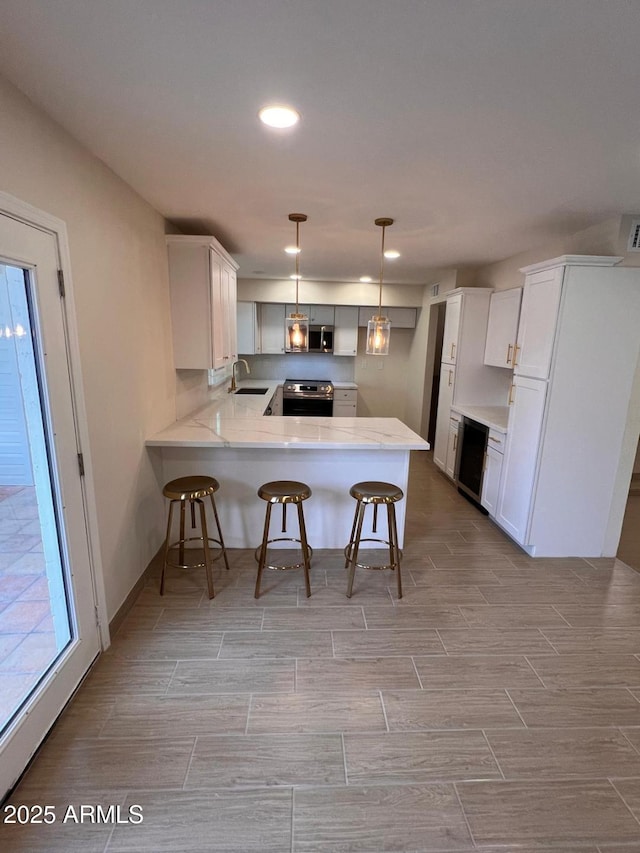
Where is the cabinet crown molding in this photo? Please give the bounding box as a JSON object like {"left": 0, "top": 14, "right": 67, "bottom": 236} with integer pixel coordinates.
{"left": 429, "top": 286, "right": 494, "bottom": 305}
{"left": 519, "top": 255, "right": 623, "bottom": 275}
{"left": 166, "top": 234, "right": 239, "bottom": 270}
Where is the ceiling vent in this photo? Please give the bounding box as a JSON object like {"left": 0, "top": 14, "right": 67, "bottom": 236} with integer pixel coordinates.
{"left": 627, "top": 219, "right": 640, "bottom": 252}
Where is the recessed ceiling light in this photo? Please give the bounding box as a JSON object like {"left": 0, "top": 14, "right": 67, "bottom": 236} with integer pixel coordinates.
{"left": 384, "top": 250, "right": 400, "bottom": 259}
{"left": 259, "top": 105, "right": 300, "bottom": 128}
{"left": 285, "top": 245, "right": 301, "bottom": 254}
{"left": 359, "top": 276, "right": 373, "bottom": 282}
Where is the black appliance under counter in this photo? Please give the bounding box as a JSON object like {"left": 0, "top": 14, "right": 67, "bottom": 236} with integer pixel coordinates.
{"left": 282, "top": 379, "right": 334, "bottom": 416}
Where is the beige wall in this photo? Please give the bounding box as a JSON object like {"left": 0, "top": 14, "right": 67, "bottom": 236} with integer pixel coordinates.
{"left": 0, "top": 75, "right": 177, "bottom": 620}
{"left": 473, "top": 216, "right": 640, "bottom": 291}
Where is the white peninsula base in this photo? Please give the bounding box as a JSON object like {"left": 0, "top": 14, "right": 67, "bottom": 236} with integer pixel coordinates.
{"left": 146, "top": 396, "right": 428, "bottom": 550}
{"left": 149, "top": 445, "right": 412, "bottom": 549}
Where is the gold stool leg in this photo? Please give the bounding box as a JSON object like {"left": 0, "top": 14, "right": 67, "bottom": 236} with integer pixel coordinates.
{"left": 160, "top": 500, "right": 175, "bottom": 596}
{"left": 209, "top": 492, "right": 230, "bottom": 572}
{"left": 255, "top": 502, "right": 273, "bottom": 599}
{"left": 389, "top": 503, "right": 402, "bottom": 599}
{"left": 346, "top": 501, "right": 366, "bottom": 598}
{"left": 345, "top": 500, "right": 360, "bottom": 569}
{"left": 198, "top": 499, "right": 215, "bottom": 600}
{"left": 178, "top": 499, "right": 186, "bottom": 567}
{"left": 297, "top": 502, "right": 312, "bottom": 598}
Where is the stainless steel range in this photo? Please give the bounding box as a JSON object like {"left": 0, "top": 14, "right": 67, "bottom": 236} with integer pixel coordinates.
{"left": 283, "top": 379, "right": 334, "bottom": 416}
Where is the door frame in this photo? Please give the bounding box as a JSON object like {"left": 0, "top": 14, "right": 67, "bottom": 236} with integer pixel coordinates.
{"left": 0, "top": 190, "right": 109, "bottom": 646}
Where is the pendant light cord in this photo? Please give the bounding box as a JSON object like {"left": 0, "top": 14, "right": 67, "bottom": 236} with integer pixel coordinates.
{"left": 377, "top": 222, "right": 386, "bottom": 319}
{"left": 295, "top": 218, "right": 300, "bottom": 313}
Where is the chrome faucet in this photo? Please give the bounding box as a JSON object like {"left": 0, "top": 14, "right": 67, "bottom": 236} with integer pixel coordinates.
{"left": 229, "top": 358, "right": 250, "bottom": 392}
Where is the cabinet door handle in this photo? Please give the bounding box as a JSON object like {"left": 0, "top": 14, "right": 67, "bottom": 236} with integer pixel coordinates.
{"left": 483, "top": 453, "right": 488, "bottom": 473}
{"left": 488, "top": 436, "right": 501, "bottom": 443}
{"left": 448, "top": 369, "right": 453, "bottom": 387}
{"left": 450, "top": 342, "right": 456, "bottom": 359}
{"left": 453, "top": 433, "right": 458, "bottom": 452}
{"left": 513, "top": 343, "right": 520, "bottom": 367}
{"left": 508, "top": 383, "right": 515, "bottom": 405}
{"left": 506, "top": 344, "right": 513, "bottom": 364}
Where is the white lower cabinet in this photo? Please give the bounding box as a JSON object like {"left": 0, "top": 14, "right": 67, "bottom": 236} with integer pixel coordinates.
{"left": 481, "top": 444, "right": 503, "bottom": 516}
{"left": 496, "top": 375, "right": 547, "bottom": 544}
{"left": 433, "top": 363, "right": 455, "bottom": 471}
{"left": 445, "top": 414, "right": 461, "bottom": 479}
{"left": 333, "top": 388, "right": 357, "bottom": 417}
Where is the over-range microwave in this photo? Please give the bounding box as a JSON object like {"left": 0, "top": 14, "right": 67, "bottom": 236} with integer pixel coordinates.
{"left": 308, "top": 325, "right": 333, "bottom": 353}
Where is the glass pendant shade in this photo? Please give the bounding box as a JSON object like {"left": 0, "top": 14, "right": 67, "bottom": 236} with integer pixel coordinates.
{"left": 366, "top": 316, "right": 391, "bottom": 356}
{"left": 285, "top": 313, "right": 308, "bottom": 352}
{"left": 365, "top": 217, "right": 394, "bottom": 355}
{"left": 284, "top": 213, "right": 309, "bottom": 352}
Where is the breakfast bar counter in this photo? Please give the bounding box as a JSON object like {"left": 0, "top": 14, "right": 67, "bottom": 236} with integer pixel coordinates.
{"left": 146, "top": 382, "right": 429, "bottom": 548}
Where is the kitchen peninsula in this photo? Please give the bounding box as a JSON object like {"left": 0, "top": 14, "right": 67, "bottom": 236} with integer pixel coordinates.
{"left": 146, "top": 381, "right": 429, "bottom": 548}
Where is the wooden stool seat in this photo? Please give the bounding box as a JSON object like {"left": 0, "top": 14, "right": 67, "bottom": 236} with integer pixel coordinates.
{"left": 254, "top": 480, "right": 312, "bottom": 598}
{"left": 160, "top": 475, "right": 229, "bottom": 599}
{"left": 345, "top": 480, "right": 404, "bottom": 599}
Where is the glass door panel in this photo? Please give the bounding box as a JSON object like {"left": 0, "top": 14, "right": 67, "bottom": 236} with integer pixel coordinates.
{"left": 0, "top": 210, "right": 100, "bottom": 799}
{"left": 0, "top": 262, "right": 74, "bottom": 733}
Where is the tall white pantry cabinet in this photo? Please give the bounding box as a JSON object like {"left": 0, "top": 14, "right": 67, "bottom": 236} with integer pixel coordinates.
{"left": 496, "top": 255, "right": 640, "bottom": 557}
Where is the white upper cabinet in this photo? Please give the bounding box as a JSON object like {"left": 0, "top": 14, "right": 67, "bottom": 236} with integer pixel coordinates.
{"left": 357, "top": 306, "right": 417, "bottom": 328}
{"left": 514, "top": 266, "right": 563, "bottom": 379}
{"left": 259, "top": 303, "right": 286, "bottom": 354}
{"left": 167, "top": 235, "right": 238, "bottom": 370}
{"left": 309, "top": 305, "right": 335, "bottom": 325}
{"left": 441, "top": 293, "right": 462, "bottom": 365}
{"left": 285, "top": 305, "right": 335, "bottom": 325}
{"left": 483, "top": 287, "right": 522, "bottom": 368}
{"left": 333, "top": 306, "right": 359, "bottom": 356}
{"left": 236, "top": 301, "right": 259, "bottom": 355}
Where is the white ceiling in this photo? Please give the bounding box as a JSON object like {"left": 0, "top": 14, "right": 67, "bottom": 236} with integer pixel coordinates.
{"left": 1, "top": 0, "right": 640, "bottom": 284}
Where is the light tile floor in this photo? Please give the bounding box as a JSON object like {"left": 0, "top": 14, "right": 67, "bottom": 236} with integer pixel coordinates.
{"left": 0, "top": 486, "right": 57, "bottom": 728}
{"left": 5, "top": 454, "right": 640, "bottom": 850}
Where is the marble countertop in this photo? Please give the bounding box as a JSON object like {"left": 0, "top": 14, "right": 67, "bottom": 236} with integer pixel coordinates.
{"left": 450, "top": 404, "right": 510, "bottom": 433}
{"left": 147, "top": 380, "right": 428, "bottom": 450}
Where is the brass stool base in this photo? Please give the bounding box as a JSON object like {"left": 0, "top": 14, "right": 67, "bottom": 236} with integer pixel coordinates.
{"left": 255, "top": 481, "right": 312, "bottom": 599}
{"left": 344, "top": 481, "right": 403, "bottom": 600}
{"left": 343, "top": 537, "right": 403, "bottom": 572}
{"left": 160, "top": 478, "right": 229, "bottom": 600}
{"left": 254, "top": 537, "right": 314, "bottom": 571}
{"left": 166, "top": 535, "right": 227, "bottom": 571}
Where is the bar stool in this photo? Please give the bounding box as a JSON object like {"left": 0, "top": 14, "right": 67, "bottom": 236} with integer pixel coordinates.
{"left": 344, "top": 481, "right": 403, "bottom": 599}
{"left": 254, "top": 480, "right": 312, "bottom": 599}
{"left": 160, "top": 475, "right": 229, "bottom": 599}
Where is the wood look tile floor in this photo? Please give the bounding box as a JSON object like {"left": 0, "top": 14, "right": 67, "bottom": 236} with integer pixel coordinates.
{"left": 5, "top": 452, "right": 640, "bottom": 851}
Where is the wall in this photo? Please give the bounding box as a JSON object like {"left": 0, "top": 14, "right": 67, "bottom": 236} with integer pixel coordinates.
{"left": 0, "top": 74, "right": 177, "bottom": 621}
{"left": 473, "top": 216, "right": 638, "bottom": 291}
{"left": 354, "top": 328, "right": 414, "bottom": 420}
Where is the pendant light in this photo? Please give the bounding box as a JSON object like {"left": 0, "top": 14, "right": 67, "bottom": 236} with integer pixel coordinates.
{"left": 285, "top": 213, "right": 309, "bottom": 352}
{"left": 366, "top": 217, "right": 393, "bottom": 355}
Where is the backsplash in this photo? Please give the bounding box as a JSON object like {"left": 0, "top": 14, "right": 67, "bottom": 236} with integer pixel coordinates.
{"left": 243, "top": 354, "right": 355, "bottom": 381}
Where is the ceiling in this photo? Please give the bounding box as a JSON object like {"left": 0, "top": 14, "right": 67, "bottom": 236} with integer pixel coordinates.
{"left": 1, "top": 0, "right": 640, "bottom": 285}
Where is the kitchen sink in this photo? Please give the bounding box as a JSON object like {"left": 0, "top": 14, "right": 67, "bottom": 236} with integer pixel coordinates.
{"left": 234, "top": 388, "right": 269, "bottom": 395}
